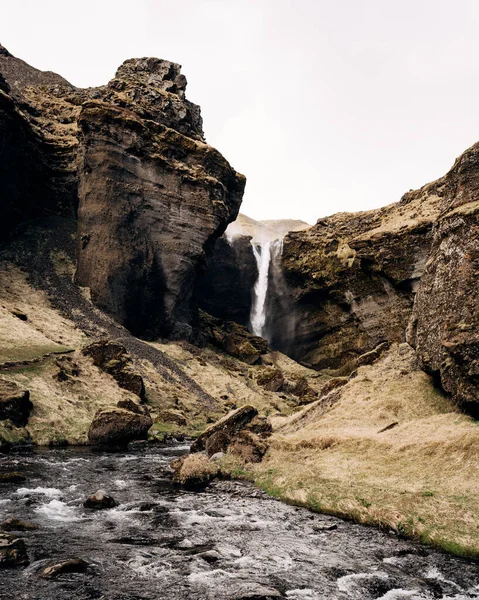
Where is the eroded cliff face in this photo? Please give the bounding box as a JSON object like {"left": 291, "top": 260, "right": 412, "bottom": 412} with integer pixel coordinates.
{"left": 407, "top": 143, "right": 479, "bottom": 416}
{"left": 194, "top": 235, "right": 258, "bottom": 327}
{"left": 0, "top": 45, "right": 245, "bottom": 338}
{"left": 279, "top": 187, "right": 440, "bottom": 372}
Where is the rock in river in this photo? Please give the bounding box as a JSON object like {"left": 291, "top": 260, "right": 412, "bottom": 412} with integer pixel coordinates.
{"left": 39, "top": 558, "right": 88, "bottom": 578}
{"left": 83, "top": 490, "right": 118, "bottom": 510}
{"left": 0, "top": 533, "right": 29, "bottom": 568}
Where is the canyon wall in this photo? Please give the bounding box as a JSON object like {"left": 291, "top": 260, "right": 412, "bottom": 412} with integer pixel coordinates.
{"left": 0, "top": 45, "right": 244, "bottom": 339}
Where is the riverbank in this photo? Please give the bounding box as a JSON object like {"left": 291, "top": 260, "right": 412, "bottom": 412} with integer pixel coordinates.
{"left": 222, "top": 344, "right": 479, "bottom": 559}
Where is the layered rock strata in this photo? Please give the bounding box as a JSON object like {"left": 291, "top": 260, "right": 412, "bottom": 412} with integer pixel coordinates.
{"left": 0, "top": 44, "right": 245, "bottom": 339}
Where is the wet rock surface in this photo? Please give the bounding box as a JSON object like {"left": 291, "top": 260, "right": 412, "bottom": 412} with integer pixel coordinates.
{"left": 0, "top": 445, "right": 477, "bottom": 599}
{"left": 83, "top": 490, "right": 118, "bottom": 510}
{"left": 0, "top": 532, "right": 29, "bottom": 568}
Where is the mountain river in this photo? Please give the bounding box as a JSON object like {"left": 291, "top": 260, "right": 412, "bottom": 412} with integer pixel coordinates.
{"left": 0, "top": 443, "right": 478, "bottom": 600}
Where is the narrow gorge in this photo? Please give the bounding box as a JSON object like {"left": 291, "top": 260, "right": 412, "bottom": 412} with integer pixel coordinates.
{"left": 0, "top": 44, "right": 478, "bottom": 599}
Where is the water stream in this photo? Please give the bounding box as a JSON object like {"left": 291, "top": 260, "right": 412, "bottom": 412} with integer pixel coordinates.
{"left": 0, "top": 445, "right": 478, "bottom": 599}
{"left": 250, "top": 239, "right": 283, "bottom": 340}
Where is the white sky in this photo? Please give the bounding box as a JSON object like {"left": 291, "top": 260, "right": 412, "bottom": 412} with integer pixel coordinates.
{"left": 3, "top": 0, "right": 479, "bottom": 224}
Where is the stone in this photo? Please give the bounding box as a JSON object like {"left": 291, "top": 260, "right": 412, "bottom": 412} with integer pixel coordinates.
{"left": 116, "top": 399, "right": 149, "bottom": 415}
{"left": 190, "top": 405, "right": 258, "bottom": 453}
{"left": 194, "top": 234, "right": 258, "bottom": 327}
{"left": 157, "top": 409, "right": 188, "bottom": 426}
{"left": 54, "top": 356, "right": 80, "bottom": 382}
{"left": 10, "top": 308, "right": 27, "bottom": 321}
{"left": 74, "top": 87, "right": 244, "bottom": 340}
{"left": 0, "top": 46, "right": 245, "bottom": 340}
{"left": 82, "top": 341, "right": 146, "bottom": 400}
{"left": 244, "top": 415, "right": 272, "bottom": 436}
{"left": 205, "top": 431, "right": 230, "bottom": 457}
{"left": 87, "top": 408, "right": 152, "bottom": 447}
{"left": 199, "top": 312, "right": 268, "bottom": 364}
{"left": 0, "top": 379, "right": 33, "bottom": 427}
{"left": 39, "top": 558, "right": 88, "bottom": 578}
{"left": 83, "top": 490, "right": 118, "bottom": 509}
{"left": 204, "top": 193, "right": 438, "bottom": 373}
{"left": 313, "top": 523, "right": 338, "bottom": 532}
{"left": 0, "top": 518, "right": 38, "bottom": 532}
{"left": 255, "top": 367, "right": 284, "bottom": 392}
{"left": 227, "top": 431, "right": 268, "bottom": 463}
{"left": 209, "top": 452, "right": 225, "bottom": 462}
{"left": 0, "top": 533, "right": 29, "bottom": 568}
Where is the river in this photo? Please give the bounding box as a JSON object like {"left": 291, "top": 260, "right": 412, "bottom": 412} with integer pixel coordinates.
{"left": 0, "top": 444, "right": 478, "bottom": 599}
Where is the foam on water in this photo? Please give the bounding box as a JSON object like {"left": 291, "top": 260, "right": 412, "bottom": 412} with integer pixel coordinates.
{"left": 125, "top": 551, "right": 173, "bottom": 579}
{"left": 425, "top": 567, "right": 462, "bottom": 590}
{"left": 337, "top": 571, "right": 390, "bottom": 593}
{"left": 376, "top": 590, "right": 424, "bottom": 599}
{"left": 16, "top": 486, "right": 62, "bottom": 498}
{"left": 34, "top": 499, "right": 82, "bottom": 522}
{"left": 286, "top": 590, "right": 322, "bottom": 600}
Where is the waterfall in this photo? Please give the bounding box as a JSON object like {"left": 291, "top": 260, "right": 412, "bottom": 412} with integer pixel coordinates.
{"left": 249, "top": 239, "right": 283, "bottom": 340}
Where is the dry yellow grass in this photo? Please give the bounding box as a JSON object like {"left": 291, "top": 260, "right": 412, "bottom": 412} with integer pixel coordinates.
{"left": 173, "top": 453, "right": 219, "bottom": 487}
{"left": 252, "top": 344, "right": 479, "bottom": 557}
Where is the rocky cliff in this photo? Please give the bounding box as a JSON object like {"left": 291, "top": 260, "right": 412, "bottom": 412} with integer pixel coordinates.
{"left": 0, "top": 45, "right": 244, "bottom": 338}
{"left": 275, "top": 144, "right": 479, "bottom": 416}
{"left": 407, "top": 143, "right": 479, "bottom": 418}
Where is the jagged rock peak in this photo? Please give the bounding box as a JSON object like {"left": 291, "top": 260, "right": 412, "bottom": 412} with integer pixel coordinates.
{"left": 115, "top": 57, "right": 187, "bottom": 98}
{"left": 0, "top": 43, "right": 12, "bottom": 57}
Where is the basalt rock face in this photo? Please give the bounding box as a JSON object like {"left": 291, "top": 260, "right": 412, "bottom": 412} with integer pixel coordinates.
{"left": 407, "top": 142, "right": 479, "bottom": 417}
{"left": 0, "top": 45, "right": 245, "bottom": 339}
{"left": 280, "top": 183, "right": 443, "bottom": 372}
{"left": 74, "top": 59, "right": 245, "bottom": 338}
{"left": 194, "top": 235, "right": 258, "bottom": 327}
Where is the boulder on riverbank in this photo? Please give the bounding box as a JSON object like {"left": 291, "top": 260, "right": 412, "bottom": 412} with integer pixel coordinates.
{"left": 191, "top": 405, "right": 258, "bottom": 453}
{"left": 87, "top": 406, "right": 152, "bottom": 447}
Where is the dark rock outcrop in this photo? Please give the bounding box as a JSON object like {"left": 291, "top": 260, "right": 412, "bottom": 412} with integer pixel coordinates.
{"left": 195, "top": 235, "right": 258, "bottom": 327}
{"left": 191, "top": 405, "right": 258, "bottom": 453}
{"left": 0, "top": 380, "right": 32, "bottom": 427}
{"left": 0, "top": 44, "right": 245, "bottom": 341}
{"left": 0, "top": 533, "right": 29, "bottom": 568}
{"left": 87, "top": 407, "right": 152, "bottom": 447}
{"left": 408, "top": 142, "right": 479, "bottom": 416}
{"left": 82, "top": 341, "right": 145, "bottom": 400}
{"left": 199, "top": 312, "right": 268, "bottom": 364}
{"left": 74, "top": 60, "right": 245, "bottom": 338}
{"left": 277, "top": 187, "right": 441, "bottom": 372}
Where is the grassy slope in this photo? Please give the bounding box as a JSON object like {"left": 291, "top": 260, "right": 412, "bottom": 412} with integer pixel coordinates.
{"left": 249, "top": 344, "right": 479, "bottom": 557}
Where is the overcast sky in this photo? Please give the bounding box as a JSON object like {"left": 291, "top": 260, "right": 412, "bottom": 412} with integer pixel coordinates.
{"left": 3, "top": 0, "right": 479, "bottom": 224}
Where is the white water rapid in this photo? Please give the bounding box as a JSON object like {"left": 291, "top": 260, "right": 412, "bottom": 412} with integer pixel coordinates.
{"left": 250, "top": 239, "right": 283, "bottom": 339}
